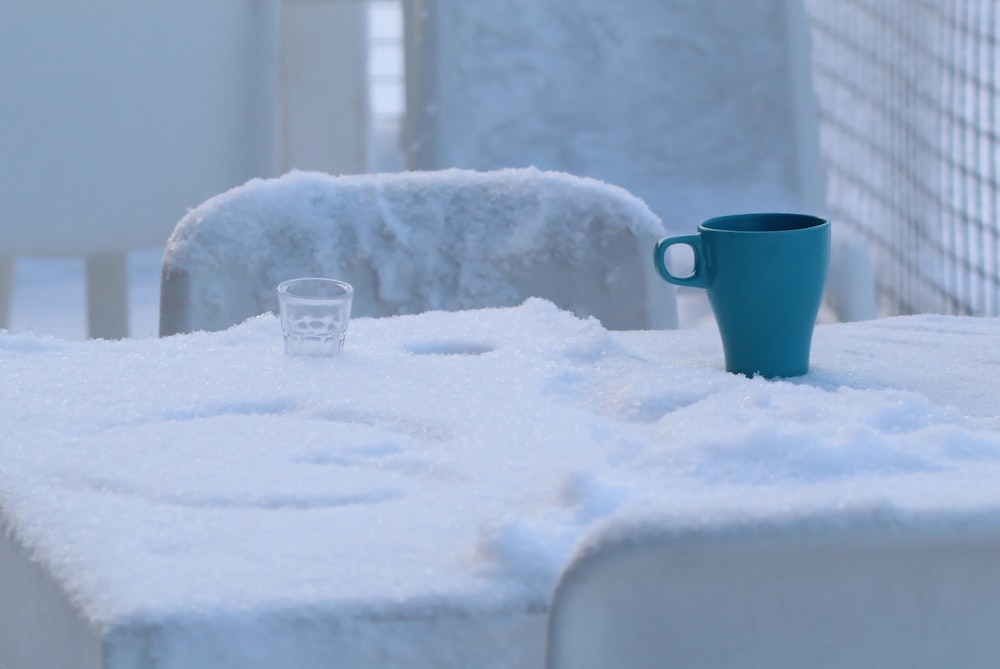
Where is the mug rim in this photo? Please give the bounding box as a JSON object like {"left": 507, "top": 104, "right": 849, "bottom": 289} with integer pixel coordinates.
{"left": 700, "top": 212, "right": 829, "bottom": 234}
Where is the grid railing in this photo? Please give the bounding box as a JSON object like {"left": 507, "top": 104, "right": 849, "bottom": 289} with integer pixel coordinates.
{"left": 807, "top": 0, "right": 1000, "bottom": 316}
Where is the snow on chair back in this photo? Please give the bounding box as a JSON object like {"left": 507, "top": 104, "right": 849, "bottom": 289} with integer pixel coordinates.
{"left": 404, "top": 0, "right": 825, "bottom": 232}
{"left": 159, "top": 168, "right": 678, "bottom": 335}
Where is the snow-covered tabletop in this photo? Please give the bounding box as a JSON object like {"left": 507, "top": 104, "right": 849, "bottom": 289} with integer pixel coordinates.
{"left": 2, "top": 300, "right": 999, "bottom": 669}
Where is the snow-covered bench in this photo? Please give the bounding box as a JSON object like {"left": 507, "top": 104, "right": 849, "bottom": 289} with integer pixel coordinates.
{"left": 159, "top": 168, "right": 678, "bottom": 335}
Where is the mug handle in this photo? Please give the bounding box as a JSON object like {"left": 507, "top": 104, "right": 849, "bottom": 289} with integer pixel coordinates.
{"left": 654, "top": 235, "right": 708, "bottom": 288}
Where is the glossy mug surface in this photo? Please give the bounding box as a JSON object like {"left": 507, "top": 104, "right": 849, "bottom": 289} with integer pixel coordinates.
{"left": 654, "top": 213, "right": 830, "bottom": 378}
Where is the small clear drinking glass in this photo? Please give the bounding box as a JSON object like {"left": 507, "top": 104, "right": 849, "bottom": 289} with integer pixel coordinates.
{"left": 276, "top": 278, "right": 354, "bottom": 357}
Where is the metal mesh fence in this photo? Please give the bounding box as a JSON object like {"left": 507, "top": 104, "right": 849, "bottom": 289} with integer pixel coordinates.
{"left": 807, "top": 0, "right": 1000, "bottom": 316}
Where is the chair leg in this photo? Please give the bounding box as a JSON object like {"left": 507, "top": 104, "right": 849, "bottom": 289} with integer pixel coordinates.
{"left": 0, "top": 255, "right": 13, "bottom": 331}
{"left": 85, "top": 253, "right": 129, "bottom": 339}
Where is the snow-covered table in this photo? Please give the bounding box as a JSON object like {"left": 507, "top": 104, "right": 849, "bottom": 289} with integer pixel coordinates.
{"left": 2, "top": 300, "right": 999, "bottom": 669}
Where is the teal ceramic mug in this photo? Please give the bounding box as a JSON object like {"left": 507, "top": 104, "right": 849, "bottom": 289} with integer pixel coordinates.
{"left": 654, "top": 213, "right": 830, "bottom": 378}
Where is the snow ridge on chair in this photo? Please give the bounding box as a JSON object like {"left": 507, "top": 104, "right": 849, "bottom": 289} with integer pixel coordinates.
{"left": 160, "top": 168, "right": 678, "bottom": 336}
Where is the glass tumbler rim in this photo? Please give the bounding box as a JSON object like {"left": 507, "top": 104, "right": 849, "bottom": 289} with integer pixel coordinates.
{"left": 277, "top": 277, "right": 354, "bottom": 304}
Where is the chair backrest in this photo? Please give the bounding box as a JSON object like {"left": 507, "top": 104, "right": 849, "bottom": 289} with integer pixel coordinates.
{"left": 0, "top": 0, "right": 280, "bottom": 257}
{"left": 404, "top": 0, "right": 826, "bottom": 231}
{"left": 547, "top": 512, "right": 1000, "bottom": 669}
{"left": 402, "top": 0, "right": 877, "bottom": 323}
{"left": 159, "top": 168, "right": 678, "bottom": 335}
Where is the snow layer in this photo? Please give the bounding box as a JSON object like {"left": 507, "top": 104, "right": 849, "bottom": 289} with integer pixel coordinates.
{"left": 162, "top": 168, "right": 675, "bottom": 334}
{"left": 2, "top": 301, "right": 999, "bottom": 666}
{"left": 407, "top": 0, "right": 820, "bottom": 230}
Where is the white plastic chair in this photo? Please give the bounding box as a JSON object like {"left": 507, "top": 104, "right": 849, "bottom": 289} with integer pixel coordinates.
{"left": 403, "top": 0, "right": 877, "bottom": 323}
{"left": 0, "top": 0, "right": 280, "bottom": 338}
{"left": 547, "top": 512, "right": 1000, "bottom": 669}
{"left": 159, "top": 168, "right": 678, "bottom": 335}
{"left": 0, "top": 0, "right": 371, "bottom": 339}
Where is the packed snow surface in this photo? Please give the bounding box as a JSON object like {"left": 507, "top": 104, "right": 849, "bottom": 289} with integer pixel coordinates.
{"left": 2, "top": 301, "right": 999, "bottom": 663}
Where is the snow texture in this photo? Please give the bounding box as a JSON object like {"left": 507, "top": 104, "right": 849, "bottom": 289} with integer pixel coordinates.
{"left": 406, "top": 0, "right": 822, "bottom": 232}
{"left": 161, "top": 168, "right": 676, "bottom": 334}
{"left": 2, "top": 300, "right": 999, "bottom": 666}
